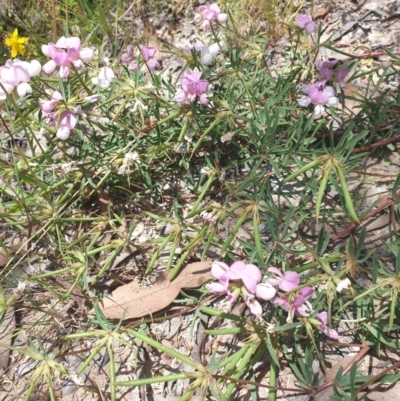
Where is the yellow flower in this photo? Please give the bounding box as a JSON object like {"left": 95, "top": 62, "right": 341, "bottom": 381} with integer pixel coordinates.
{"left": 4, "top": 29, "right": 29, "bottom": 58}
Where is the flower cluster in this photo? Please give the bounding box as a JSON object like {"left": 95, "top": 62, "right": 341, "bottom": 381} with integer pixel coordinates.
{"left": 0, "top": 58, "right": 41, "bottom": 99}
{"left": 195, "top": 3, "right": 227, "bottom": 30}
{"left": 209, "top": 261, "right": 277, "bottom": 316}
{"left": 174, "top": 69, "right": 210, "bottom": 105}
{"left": 298, "top": 57, "right": 349, "bottom": 117}
{"left": 42, "top": 36, "right": 94, "bottom": 78}
{"left": 209, "top": 261, "right": 339, "bottom": 339}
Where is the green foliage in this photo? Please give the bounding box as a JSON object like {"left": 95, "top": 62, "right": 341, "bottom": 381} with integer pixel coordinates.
{"left": 0, "top": 1, "right": 399, "bottom": 400}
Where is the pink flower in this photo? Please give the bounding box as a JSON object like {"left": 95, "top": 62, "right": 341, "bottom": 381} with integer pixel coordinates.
{"left": 39, "top": 90, "right": 63, "bottom": 113}
{"left": 121, "top": 45, "right": 134, "bottom": 63}
{"left": 128, "top": 61, "right": 138, "bottom": 71}
{"left": 59, "top": 110, "right": 77, "bottom": 129}
{"left": 246, "top": 294, "right": 262, "bottom": 316}
{"left": 56, "top": 110, "right": 77, "bottom": 141}
{"left": 297, "top": 15, "right": 317, "bottom": 34}
{"left": 212, "top": 260, "right": 262, "bottom": 293}
{"left": 268, "top": 267, "right": 300, "bottom": 291}
{"left": 0, "top": 59, "right": 41, "bottom": 99}
{"left": 298, "top": 82, "right": 339, "bottom": 116}
{"left": 141, "top": 46, "right": 156, "bottom": 61}
{"left": 195, "top": 3, "right": 227, "bottom": 29}
{"left": 141, "top": 46, "right": 160, "bottom": 70}
{"left": 316, "top": 311, "right": 339, "bottom": 340}
{"left": 274, "top": 287, "right": 314, "bottom": 322}
{"left": 336, "top": 67, "right": 349, "bottom": 88}
{"left": 175, "top": 69, "right": 210, "bottom": 105}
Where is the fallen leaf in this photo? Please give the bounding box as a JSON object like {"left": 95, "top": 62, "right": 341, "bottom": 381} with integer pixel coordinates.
{"left": 312, "top": 8, "right": 329, "bottom": 20}
{"left": 315, "top": 355, "right": 359, "bottom": 401}
{"left": 97, "top": 188, "right": 114, "bottom": 214}
{"left": 100, "top": 261, "right": 212, "bottom": 319}
{"left": 342, "top": 82, "right": 363, "bottom": 120}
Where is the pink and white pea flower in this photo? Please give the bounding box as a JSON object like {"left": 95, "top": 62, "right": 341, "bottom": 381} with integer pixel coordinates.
{"left": 212, "top": 260, "right": 262, "bottom": 293}
{"left": 56, "top": 110, "right": 77, "bottom": 140}
{"left": 246, "top": 293, "right": 263, "bottom": 316}
{"left": 39, "top": 90, "right": 63, "bottom": 113}
{"left": 274, "top": 286, "right": 314, "bottom": 322}
{"left": 0, "top": 58, "right": 41, "bottom": 99}
{"left": 175, "top": 69, "right": 210, "bottom": 105}
{"left": 195, "top": 3, "right": 227, "bottom": 29}
{"left": 298, "top": 81, "right": 339, "bottom": 117}
{"left": 267, "top": 267, "right": 300, "bottom": 291}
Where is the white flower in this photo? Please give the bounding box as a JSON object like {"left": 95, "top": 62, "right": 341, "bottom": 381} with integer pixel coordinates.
{"left": 200, "top": 43, "right": 220, "bottom": 65}
{"left": 124, "top": 152, "right": 140, "bottom": 165}
{"left": 92, "top": 67, "right": 115, "bottom": 89}
{"left": 16, "top": 82, "right": 32, "bottom": 97}
{"left": 336, "top": 278, "right": 351, "bottom": 293}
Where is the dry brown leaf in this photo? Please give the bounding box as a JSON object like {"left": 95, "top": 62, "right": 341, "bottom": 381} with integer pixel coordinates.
{"left": 97, "top": 188, "right": 114, "bottom": 214}
{"left": 342, "top": 82, "right": 363, "bottom": 118}
{"left": 312, "top": 8, "right": 330, "bottom": 20}
{"left": 315, "top": 355, "right": 358, "bottom": 401}
{"left": 100, "top": 261, "right": 212, "bottom": 319}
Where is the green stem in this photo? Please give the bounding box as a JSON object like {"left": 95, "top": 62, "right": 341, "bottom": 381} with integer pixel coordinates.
{"left": 268, "top": 335, "right": 278, "bottom": 401}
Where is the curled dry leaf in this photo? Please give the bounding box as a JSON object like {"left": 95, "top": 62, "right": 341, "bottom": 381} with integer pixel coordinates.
{"left": 100, "top": 261, "right": 212, "bottom": 319}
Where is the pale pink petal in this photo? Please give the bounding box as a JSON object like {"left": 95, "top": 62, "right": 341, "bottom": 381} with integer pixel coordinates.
{"left": 256, "top": 283, "right": 276, "bottom": 300}
{"left": 199, "top": 93, "right": 209, "bottom": 105}
{"left": 28, "top": 60, "right": 41, "bottom": 77}
{"left": 217, "top": 13, "right": 227, "bottom": 23}
{"left": 208, "top": 282, "right": 227, "bottom": 294}
{"left": 42, "top": 60, "right": 57, "bottom": 75}
{"left": 279, "top": 271, "right": 300, "bottom": 291}
{"left": 246, "top": 294, "right": 262, "bottom": 316}
{"left": 56, "top": 126, "right": 71, "bottom": 140}
{"left": 211, "top": 261, "right": 230, "bottom": 279}
{"left": 174, "top": 90, "right": 188, "bottom": 104}
{"left": 146, "top": 58, "right": 160, "bottom": 70}
{"left": 59, "top": 65, "right": 70, "bottom": 79}
{"left": 80, "top": 47, "right": 94, "bottom": 61}
{"left": 59, "top": 110, "right": 77, "bottom": 129}
{"left": 298, "top": 96, "right": 311, "bottom": 107}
